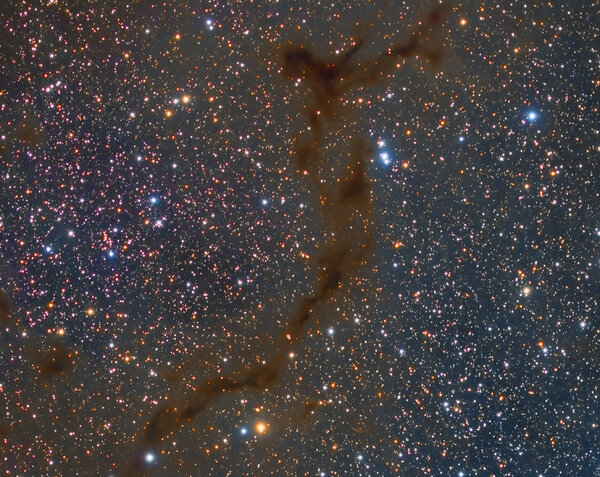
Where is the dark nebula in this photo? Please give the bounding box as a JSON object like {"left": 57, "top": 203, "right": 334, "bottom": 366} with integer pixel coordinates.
{"left": 1, "top": 0, "right": 598, "bottom": 475}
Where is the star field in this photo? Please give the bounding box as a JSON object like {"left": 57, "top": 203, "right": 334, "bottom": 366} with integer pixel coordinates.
{"left": 0, "top": 0, "right": 599, "bottom": 476}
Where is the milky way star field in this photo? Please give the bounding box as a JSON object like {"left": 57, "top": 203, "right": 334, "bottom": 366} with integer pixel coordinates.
{"left": 0, "top": 0, "right": 599, "bottom": 476}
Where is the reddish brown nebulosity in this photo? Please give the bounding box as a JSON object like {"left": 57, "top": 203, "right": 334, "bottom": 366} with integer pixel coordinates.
{"left": 128, "top": 2, "right": 452, "bottom": 472}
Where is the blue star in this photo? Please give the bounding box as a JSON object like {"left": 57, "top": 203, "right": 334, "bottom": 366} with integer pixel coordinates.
{"left": 380, "top": 151, "right": 391, "bottom": 165}
{"left": 527, "top": 111, "right": 538, "bottom": 121}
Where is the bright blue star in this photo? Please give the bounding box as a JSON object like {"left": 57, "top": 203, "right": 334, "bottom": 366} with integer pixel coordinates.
{"left": 380, "top": 151, "right": 391, "bottom": 165}
{"left": 527, "top": 111, "right": 538, "bottom": 121}
{"left": 150, "top": 196, "right": 158, "bottom": 205}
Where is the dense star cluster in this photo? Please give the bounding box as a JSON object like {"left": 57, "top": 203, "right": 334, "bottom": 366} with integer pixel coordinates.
{"left": 1, "top": 0, "right": 599, "bottom": 476}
